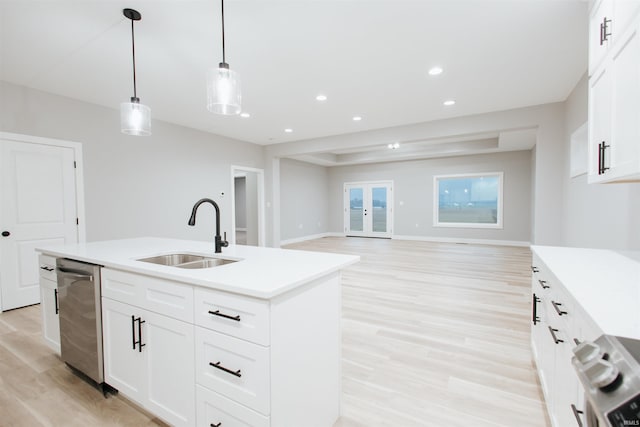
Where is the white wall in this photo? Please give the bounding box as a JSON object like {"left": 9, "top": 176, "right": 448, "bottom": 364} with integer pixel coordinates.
{"left": 561, "top": 74, "right": 640, "bottom": 250}
{"left": 0, "top": 81, "right": 264, "bottom": 243}
{"left": 280, "top": 158, "right": 329, "bottom": 242}
{"left": 328, "top": 151, "right": 532, "bottom": 243}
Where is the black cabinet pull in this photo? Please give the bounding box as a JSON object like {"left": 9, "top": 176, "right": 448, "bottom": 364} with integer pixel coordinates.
{"left": 532, "top": 293, "right": 541, "bottom": 325}
{"left": 1, "top": 231, "right": 10, "bottom": 237}
{"left": 54, "top": 289, "right": 59, "bottom": 315}
{"left": 131, "top": 315, "right": 136, "bottom": 350}
{"left": 538, "top": 279, "right": 549, "bottom": 289}
{"left": 599, "top": 141, "right": 610, "bottom": 175}
{"left": 208, "top": 310, "right": 241, "bottom": 322}
{"left": 209, "top": 361, "right": 242, "bottom": 378}
{"left": 548, "top": 326, "right": 563, "bottom": 344}
{"left": 531, "top": 266, "right": 539, "bottom": 273}
{"left": 571, "top": 404, "right": 584, "bottom": 427}
{"left": 574, "top": 338, "right": 581, "bottom": 346}
{"left": 600, "top": 17, "right": 612, "bottom": 45}
{"left": 551, "top": 300, "right": 567, "bottom": 316}
{"left": 40, "top": 265, "right": 55, "bottom": 272}
{"left": 137, "top": 317, "right": 146, "bottom": 352}
{"left": 210, "top": 423, "right": 222, "bottom": 427}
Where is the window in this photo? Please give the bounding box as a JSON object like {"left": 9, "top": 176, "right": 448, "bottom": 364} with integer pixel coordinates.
{"left": 434, "top": 172, "right": 503, "bottom": 228}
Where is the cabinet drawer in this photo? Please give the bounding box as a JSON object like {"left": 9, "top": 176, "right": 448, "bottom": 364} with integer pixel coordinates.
{"left": 102, "top": 269, "right": 194, "bottom": 322}
{"left": 195, "top": 327, "right": 270, "bottom": 415}
{"left": 196, "top": 385, "right": 269, "bottom": 427}
{"left": 38, "top": 254, "right": 57, "bottom": 281}
{"left": 194, "top": 287, "right": 270, "bottom": 346}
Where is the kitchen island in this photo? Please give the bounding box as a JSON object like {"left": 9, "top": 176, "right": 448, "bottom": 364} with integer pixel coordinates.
{"left": 37, "top": 237, "right": 359, "bottom": 427}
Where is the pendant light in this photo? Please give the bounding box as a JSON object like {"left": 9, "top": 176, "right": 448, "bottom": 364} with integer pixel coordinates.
{"left": 120, "top": 8, "right": 151, "bottom": 136}
{"left": 207, "top": 0, "right": 241, "bottom": 115}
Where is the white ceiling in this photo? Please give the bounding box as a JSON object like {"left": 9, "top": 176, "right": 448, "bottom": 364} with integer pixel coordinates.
{"left": 0, "top": 0, "right": 587, "bottom": 155}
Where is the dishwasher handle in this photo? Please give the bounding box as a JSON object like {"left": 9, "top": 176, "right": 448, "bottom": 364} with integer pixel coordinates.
{"left": 57, "top": 267, "right": 94, "bottom": 281}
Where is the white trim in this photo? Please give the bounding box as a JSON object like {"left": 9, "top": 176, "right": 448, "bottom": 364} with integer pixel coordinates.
{"left": 392, "top": 234, "right": 530, "bottom": 247}
{"left": 433, "top": 172, "right": 503, "bottom": 230}
{"left": 230, "top": 165, "right": 265, "bottom": 246}
{"left": 0, "top": 132, "right": 86, "bottom": 243}
{"left": 280, "top": 232, "right": 343, "bottom": 247}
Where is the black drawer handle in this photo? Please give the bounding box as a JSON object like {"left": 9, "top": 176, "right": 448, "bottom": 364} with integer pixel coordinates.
{"left": 208, "top": 310, "right": 241, "bottom": 322}
{"left": 571, "top": 404, "right": 584, "bottom": 427}
{"left": 210, "top": 423, "right": 222, "bottom": 427}
{"left": 552, "top": 300, "right": 567, "bottom": 316}
{"left": 531, "top": 266, "right": 539, "bottom": 273}
{"left": 548, "top": 326, "right": 563, "bottom": 344}
{"left": 538, "top": 279, "right": 549, "bottom": 289}
{"left": 532, "top": 293, "right": 541, "bottom": 325}
{"left": 40, "top": 265, "right": 55, "bottom": 272}
{"left": 209, "top": 361, "right": 242, "bottom": 378}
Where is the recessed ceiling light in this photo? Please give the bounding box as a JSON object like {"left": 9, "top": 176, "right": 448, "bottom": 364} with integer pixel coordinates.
{"left": 240, "top": 112, "right": 250, "bottom": 118}
{"left": 284, "top": 128, "right": 293, "bottom": 133}
{"left": 428, "top": 66, "right": 443, "bottom": 76}
{"left": 352, "top": 116, "right": 362, "bottom": 121}
{"left": 316, "top": 94, "right": 327, "bottom": 101}
{"left": 387, "top": 143, "right": 400, "bottom": 150}
{"left": 443, "top": 100, "right": 456, "bottom": 106}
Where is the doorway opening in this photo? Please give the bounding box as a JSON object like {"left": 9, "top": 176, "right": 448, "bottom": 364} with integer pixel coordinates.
{"left": 230, "top": 166, "right": 265, "bottom": 246}
{"left": 344, "top": 181, "right": 393, "bottom": 238}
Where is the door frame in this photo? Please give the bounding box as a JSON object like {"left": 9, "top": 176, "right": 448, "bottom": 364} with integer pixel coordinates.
{"left": 229, "top": 165, "right": 265, "bottom": 246}
{"left": 343, "top": 180, "right": 394, "bottom": 238}
{"left": 0, "top": 131, "right": 86, "bottom": 311}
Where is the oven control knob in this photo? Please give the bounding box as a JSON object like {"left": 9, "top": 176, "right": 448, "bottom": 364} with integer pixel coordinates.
{"left": 585, "top": 359, "right": 621, "bottom": 390}
{"left": 573, "top": 341, "right": 602, "bottom": 365}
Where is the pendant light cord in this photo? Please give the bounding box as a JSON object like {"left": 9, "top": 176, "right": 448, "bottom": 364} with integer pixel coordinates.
{"left": 220, "top": 0, "right": 226, "bottom": 64}
{"left": 131, "top": 18, "right": 137, "bottom": 99}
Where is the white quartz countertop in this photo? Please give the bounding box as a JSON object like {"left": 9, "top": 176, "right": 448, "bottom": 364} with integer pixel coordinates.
{"left": 37, "top": 237, "right": 359, "bottom": 299}
{"left": 531, "top": 245, "right": 640, "bottom": 339}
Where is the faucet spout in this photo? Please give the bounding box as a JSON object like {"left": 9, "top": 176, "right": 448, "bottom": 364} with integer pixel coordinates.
{"left": 188, "top": 198, "right": 228, "bottom": 253}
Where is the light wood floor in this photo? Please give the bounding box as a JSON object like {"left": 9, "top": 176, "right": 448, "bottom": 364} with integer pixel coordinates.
{"left": 0, "top": 237, "right": 550, "bottom": 427}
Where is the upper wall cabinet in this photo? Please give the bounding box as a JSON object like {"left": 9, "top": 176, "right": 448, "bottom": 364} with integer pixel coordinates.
{"left": 588, "top": 0, "right": 640, "bottom": 183}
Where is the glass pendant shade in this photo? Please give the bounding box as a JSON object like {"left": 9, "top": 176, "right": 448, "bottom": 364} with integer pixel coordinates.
{"left": 207, "top": 63, "right": 241, "bottom": 115}
{"left": 120, "top": 99, "right": 151, "bottom": 136}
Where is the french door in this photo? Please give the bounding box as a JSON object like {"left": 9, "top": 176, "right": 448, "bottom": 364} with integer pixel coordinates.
{"left": 344, "top": 181, "right": 393, "bottom": 238}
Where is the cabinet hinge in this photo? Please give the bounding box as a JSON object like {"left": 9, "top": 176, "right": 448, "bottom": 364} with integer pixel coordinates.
{"left": 76, "top": 218, "right": 79, "bottom": 225}
{"left": 73, "top": 161, "right": 77, "bottom": 169}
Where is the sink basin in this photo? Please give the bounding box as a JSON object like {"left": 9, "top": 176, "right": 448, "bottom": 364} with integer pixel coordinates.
{"left": 137, "top": 253, "right": 237, "bottom": 269}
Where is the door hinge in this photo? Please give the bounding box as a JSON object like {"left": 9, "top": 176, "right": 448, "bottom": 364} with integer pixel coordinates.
{"left": 76, "top": 218, "right": 79, "bottom": 225}
{"left": 73, "top": 161, "right": 77, "bottom": 169}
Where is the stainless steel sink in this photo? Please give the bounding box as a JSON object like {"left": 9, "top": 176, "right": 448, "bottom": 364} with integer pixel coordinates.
{"left": 137, "top": 253, "right": 237, "bottom": 269}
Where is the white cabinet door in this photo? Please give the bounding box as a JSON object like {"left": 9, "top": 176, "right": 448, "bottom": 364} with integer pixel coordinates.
{"left": 102, "top": 297, "right": 196, "bottom": 427}
{"left": 145, "top": 309, "right": 195, "bottom": 427}
{"left": 609, "top": 22, "right": 640, "bottom": 181}
{"left": 588, "top": 63, "right": 612, "bottom": 182}
{"left": 39, "top": 277, "right": 60, "bottom": 354}
{"left": 102, "top": 297, "right": 146, "bottom": 404}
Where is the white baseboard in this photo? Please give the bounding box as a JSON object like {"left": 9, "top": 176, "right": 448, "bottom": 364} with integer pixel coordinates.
{"left": 280, "top": 232, "right": 343, "bottom": 246}
{"left": 281, "top": 232, "right": 530, "bottom": 248}
{"left": 391, "top": 234, "right": 531, "bottom": 247}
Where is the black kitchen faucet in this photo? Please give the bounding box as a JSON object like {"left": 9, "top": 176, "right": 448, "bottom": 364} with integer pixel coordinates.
{"left": 188, "top": 198, "right": 229, "bottom": 253}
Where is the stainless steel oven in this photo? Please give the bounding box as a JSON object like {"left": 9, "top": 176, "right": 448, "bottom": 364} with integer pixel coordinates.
{"left": 572, "top": 334, "right": 640, "bottom": 427}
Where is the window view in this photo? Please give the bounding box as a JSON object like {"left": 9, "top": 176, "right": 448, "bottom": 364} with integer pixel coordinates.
{"left": 434, "top": 173, "right": 503, "bottom": 228}
{"left": 349, "top": 188, "right": 364, "bottom": 231}
{"left": 371, "top": 187, "right": 387, "bottom": 232}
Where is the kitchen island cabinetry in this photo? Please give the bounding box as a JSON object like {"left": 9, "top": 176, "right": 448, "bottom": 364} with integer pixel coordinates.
{"left": 37, "top": 237, "right": 359, "bottom": 427}
{"left": 38, "top": 254, "right": 60, "bottom": 354}
{"left": 531, "top": 246, "right": 639, "bottom": 427}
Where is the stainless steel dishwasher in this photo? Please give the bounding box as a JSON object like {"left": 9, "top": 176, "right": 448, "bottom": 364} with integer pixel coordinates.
{"left": 56, "top": 258, "right": 104, "bottom": 386}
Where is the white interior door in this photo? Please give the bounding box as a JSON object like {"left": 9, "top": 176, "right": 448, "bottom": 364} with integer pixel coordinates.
{"left": 0, "top": 139, "right": 79, "bottom": 311}
{"left": 344, "top": 182, "right": 393, "bottom": 238}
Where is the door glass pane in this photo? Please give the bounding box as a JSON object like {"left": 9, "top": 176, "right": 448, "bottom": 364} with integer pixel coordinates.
{"left": 349, "top": 188, "right": 363, "bottom": 232}
{"left": 371, "top": 187, "right": 387, "bottom": 232}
